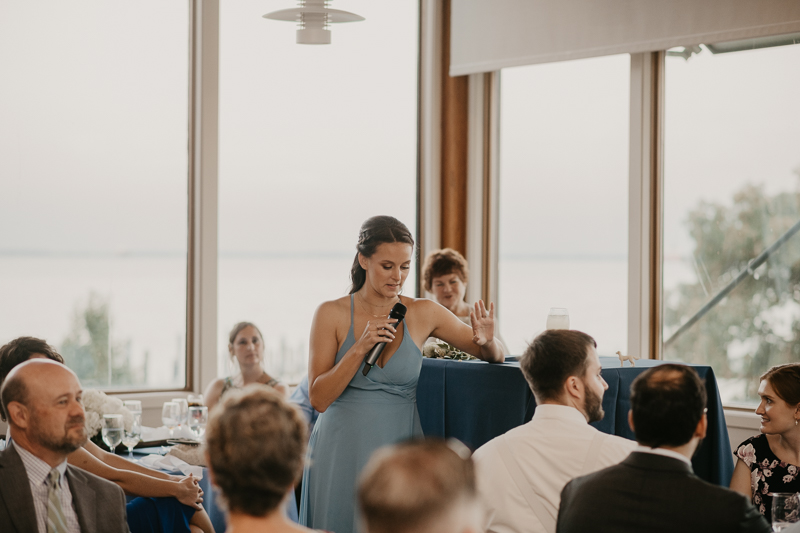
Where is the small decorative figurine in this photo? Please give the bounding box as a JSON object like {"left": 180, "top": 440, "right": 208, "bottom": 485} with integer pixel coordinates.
{"left": 616, "top": 351, "right": 641, "bottom": 367}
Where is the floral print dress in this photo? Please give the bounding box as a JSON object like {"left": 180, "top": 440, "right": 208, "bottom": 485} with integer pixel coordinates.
{"left": 735, "top": 433, "right": 800, "bottom": 522}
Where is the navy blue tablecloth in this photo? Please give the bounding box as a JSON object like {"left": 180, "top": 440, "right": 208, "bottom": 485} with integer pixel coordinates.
{"left": 127, "top": 450, "right": 298, "bottom": 533}
{"left": 416, "top": 356, "right": 733, "bottom": 486}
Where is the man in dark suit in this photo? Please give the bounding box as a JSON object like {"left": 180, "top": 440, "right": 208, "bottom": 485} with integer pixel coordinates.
{"left": 0, "top": 359, "right": 128, "bottom": 533}
{"left": 557, "top": 363, "right": 770, "bottom": 533}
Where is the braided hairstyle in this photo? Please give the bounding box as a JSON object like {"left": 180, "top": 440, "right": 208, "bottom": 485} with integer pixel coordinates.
{"left": 349, "top": 216, "right": 415, "bottom": 294}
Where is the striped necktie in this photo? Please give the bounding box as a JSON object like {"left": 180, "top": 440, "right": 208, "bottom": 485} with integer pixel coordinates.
{"left": 46, "top": 469, "right": 69, "bottom": 533}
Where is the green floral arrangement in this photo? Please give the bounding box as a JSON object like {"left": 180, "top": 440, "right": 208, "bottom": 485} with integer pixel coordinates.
{"left": 422, "top": 340, "right": 478, "bottom": 361}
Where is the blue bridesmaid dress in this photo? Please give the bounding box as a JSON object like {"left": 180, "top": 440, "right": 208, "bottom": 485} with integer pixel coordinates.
{"left": 300, "top": 294, "right": 423, "bottom": 533}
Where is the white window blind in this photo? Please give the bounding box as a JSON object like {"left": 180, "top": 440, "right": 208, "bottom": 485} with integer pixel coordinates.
{"left": 450, "top": 0, "right": 800, "bottom": 75}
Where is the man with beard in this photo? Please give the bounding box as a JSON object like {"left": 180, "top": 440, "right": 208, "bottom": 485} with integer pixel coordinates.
{"left": 0, "top": 359, "right": 128, "bottom": 533}
{"left": 557, "top": 364, "right": 769, "bottom": 533}
{"left": 472, "top": 330, "right": 636, "bottom": 533}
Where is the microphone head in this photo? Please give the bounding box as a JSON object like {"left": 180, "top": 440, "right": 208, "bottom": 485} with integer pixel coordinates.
{"left": 388, "top": 302, "right": 407, "bottom": 320}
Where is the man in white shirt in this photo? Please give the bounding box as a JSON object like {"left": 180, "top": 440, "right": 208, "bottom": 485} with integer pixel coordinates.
{"left": 0, "top": 359, "right": 128, "bottom": 533}
{"left": 557, "top": 364, "right": 769, "bottom": 533}
{"left": 472, "top": 329, "right": 636, "bottom": 533}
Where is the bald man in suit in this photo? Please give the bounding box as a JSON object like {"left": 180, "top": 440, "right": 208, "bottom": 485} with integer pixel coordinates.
{"left": 0, "top": 359, "right": 128, "bottom": 533}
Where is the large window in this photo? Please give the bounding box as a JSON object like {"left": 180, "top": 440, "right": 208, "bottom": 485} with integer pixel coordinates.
{"left": 218, "top": 0, "right": 419, "bottom": 382}
{"left": 497, "top": 55, "right": 630, "bottom": 356}
{"left": 0, "top": 2, "right": 190, "bottom": 390}
{"left": 662, "top": 40, "right": 800, "bottom": 407}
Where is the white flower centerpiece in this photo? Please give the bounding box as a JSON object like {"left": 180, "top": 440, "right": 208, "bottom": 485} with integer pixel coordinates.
{"left": 422, "top": 340, "right": 478, "bottom": 361}
{"left": 82, "top": 389, "right": 134, "bottom": 449}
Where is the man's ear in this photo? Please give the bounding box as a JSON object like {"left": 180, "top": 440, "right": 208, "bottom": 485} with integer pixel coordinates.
{"left": 564, "top": 375, "right": 583, "bottom": 401}
{"left": 695, "top": 412, "right": 708, "bottom": 440}
{"left": 627, "top": 410, "right": 635, "bottom": 433}
{"left": 6, "top": 402, "right": 29, "bottom": 430}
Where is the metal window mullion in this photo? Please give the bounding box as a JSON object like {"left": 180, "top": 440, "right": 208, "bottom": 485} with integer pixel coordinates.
{"left": 188, "top": 0, "right": 219, "bottom": 394}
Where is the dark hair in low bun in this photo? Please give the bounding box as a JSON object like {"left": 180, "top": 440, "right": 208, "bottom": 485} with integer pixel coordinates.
{"left": 350, "top": 216, "right": 415, "bottom": 294}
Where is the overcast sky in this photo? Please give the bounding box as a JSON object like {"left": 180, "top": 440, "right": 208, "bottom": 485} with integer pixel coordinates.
{"left": 1, "top": 2, "right": 798, "bottom": 260}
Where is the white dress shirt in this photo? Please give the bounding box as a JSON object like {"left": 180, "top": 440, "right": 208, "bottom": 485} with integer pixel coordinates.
{"left": 15, "top": 443, "right": 82, "bottom": 533}
{"left": 473, "top": 404, "right": 637, "bottom": 533}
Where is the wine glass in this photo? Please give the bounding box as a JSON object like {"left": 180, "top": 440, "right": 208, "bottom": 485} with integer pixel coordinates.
{"left": 123, "top": 399, "right": 142, "bottom": 428}
{"left": 188, "top": 406, "right": 208, "bottom": 438}
{"left": 187, "top": 393, "right": 204, "bottom": 407}
{"left": 772, "top": 492, "right": 800, "bottom": 532}
{"left": 546, "top": 308, "right": 570, "bottom": 330}
{"left": 122, "top": 422, "right": 142, "bottom": 458}
{"left": 161, "top": 401, "right": 180, "bottom": 438}
{"left": 102, "top": 414, "right": 124, "bottom": 454}
{"left": 171, "top": 398, "right": 189, "bottom": 431}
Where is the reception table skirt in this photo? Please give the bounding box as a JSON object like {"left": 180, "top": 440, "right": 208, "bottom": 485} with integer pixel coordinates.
{"left": 416, "top": 356, "right": 734, "bottom": 486}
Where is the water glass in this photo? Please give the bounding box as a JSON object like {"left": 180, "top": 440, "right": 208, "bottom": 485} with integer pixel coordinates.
{"left": 123, "top": 399, "right": 143, "bottom": 426}
{"left": 161, "top": 401, "right": 180, "bottom": 437}
{"left": 187, "top": 393, "right": 204, "bottom": 407}
{"left": 102, "top": 414, "right": 124, "bottom": 453}
{"left": 546, "top": 308, "right": 570, "bottom": 330}
{"left": 171, "top": 398, "right": 189, "bottom": 428}
{"left": 188, "top": 406, "right": 208, "bottom": 438}
{"left": 772, "top": 492, "right": 800, "bottom": 532}
{"left": 122, "top": 423, "right": 142, "bottom": 457}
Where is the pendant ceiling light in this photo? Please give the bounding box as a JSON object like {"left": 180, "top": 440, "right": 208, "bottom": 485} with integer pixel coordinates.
{"left": 263, "top": 0, "right": 365, "bottom": 45}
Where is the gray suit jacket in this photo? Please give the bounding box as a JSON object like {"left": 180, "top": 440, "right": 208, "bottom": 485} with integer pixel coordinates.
{"left": 557, "top": 451, "right": 770, "bottom": 533}
{"left": 0, "top": 442, "right": 129, "bottom": 533}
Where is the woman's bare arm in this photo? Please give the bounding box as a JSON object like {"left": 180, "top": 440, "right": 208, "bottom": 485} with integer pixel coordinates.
{"left": 69, "top": 445, "right": 203, "bottom": 508}
{"left": 729, "top": 458, "right": 754, "bottom": 498}
{"left": 308, "top": 300, "right": 398, "bottom": 412}
{"left": 204, "top": 379, "right": 225, "bottom": 411}
{"left": 82, "top": 440, "right": 175, "bottom": 480}
{"left": 428, "top": 300, "right": 504, "bottom": 363}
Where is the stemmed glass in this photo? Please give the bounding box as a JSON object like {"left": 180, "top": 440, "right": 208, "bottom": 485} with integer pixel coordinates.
{"left": 188, "top": 406, "right": 208, "bottom": 438}
{"left": 161, "top": 401, "right": 180, "bottom": 438}
{"left": 122, "top": 422, "right": 142, "bottom": 458}
{"left": 772, "top": 493, "right": 800, "bottom": 532}
{"left": 171, "top": 398, "right": 189, "bottom": 432}
{"left": 546, "top": 308, "right": 570, "bottom": 330}
{"left": 102, "top": 414, "right": 124, "bottom": 454}
{"left": 187, "top": 394, "right": 204, "bottom": 408}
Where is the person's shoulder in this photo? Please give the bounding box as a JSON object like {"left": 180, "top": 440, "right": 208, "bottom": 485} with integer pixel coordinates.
{"left": 312, "top": 296, "right": 352, "bottom": 326}
{"left": 473, "top": 435, "right": 502, "bottom": 462}
{"left": 735, "top": 433, "right": 766, "bottom": 467}
{"left": 401, "top": 296, "right": 439, "bottom": 313}
{"left": 600, "top": 432, "right": 638, "bottom": 455}
{"left": 736, "top": 433, "right": 765, "bottom": 449}
{"left": 314, "top": 296, "right": 351, "bottom": 317}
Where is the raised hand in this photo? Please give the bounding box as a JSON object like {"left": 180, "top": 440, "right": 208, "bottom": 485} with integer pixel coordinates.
{"left": 470, "top": 300, "right": 495, "bottom": 346}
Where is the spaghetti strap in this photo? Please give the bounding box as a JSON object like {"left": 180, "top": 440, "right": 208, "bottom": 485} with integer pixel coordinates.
{"left": 349, "top": 293, "right": 355, "bottom": 326}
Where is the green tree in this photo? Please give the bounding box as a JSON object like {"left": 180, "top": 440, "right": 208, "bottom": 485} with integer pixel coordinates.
{"left": 664, "top": 182, "right": 800, "bottom": 403}
{"left": 60, "top": 292, "right": 136, "bottom": 388}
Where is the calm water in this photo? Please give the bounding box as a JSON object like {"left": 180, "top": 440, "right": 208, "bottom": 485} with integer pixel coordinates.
{"left": 1, "top": 254, "right": 692, "bottom": 389}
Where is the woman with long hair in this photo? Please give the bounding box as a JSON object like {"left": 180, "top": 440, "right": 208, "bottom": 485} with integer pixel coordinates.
{"left": 299, "top": 216, "right": 503, "bottom": 533}
{"left": 730, "top": 363, "right": 800, "bottom": 522}
{"left": 205, "top": 322, "right": 287, "bottom": 410}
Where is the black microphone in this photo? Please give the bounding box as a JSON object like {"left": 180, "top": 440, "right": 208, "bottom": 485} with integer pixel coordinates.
{"left": 362, "top": 302, "right": 407, "bottom": 376}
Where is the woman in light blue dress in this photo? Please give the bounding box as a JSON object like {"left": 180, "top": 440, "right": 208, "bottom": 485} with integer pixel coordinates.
{"left": 299, "top": 216, "right": 504, "bottom": 533}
